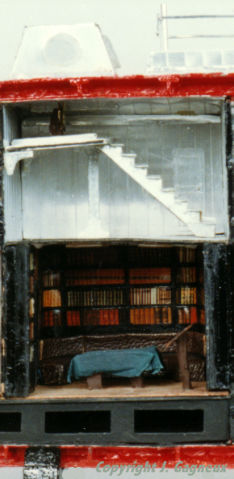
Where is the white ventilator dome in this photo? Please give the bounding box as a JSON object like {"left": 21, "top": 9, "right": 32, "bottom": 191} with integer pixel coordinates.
{"left": 12, "top": 23, "right": 120, "bottom": 79}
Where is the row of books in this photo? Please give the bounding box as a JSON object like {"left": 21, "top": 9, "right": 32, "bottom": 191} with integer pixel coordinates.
{"left": 177, "top": 247, "right": 196, "bottom": 263}
{"left": 177, "top": 267, "right": 196, "bottom": 283}
{"left": 127, "top": 247, "right": 173, "bottom": 265}
{"left": 177, "top": 307, "right": 198, "bottom": 324}
{"left": 43, "top": 310, "right": 81, "bottom": 327}
{"left": 83, "top": 309, "right": 119, "bottom": 326}
{"left": 67, "top": 289, "right": 125, "bottom": 307}
{"left": 43, "top": 289, "right": 62, "bottom": 308}
{"left": 65, "top": 267, "right": 172, "bottom": 285}
{"left": 64, "top": 247, "right": 197, "bottom": 267}
{"left": 129, "top": 268, "right": 171, "bottom": 284}
{"left": 65, "top": 247, "right": 199, "bottom": 268}
{"left": 67, "top": 311, "right": 80, "bottom": 326}
{"left": 130, "top": 307, "right": 172, "bottom": 325}
{"left": 43, "top": 309, "right": 120, "bottom": 327}
{"left": 42, "top": 263, "right": 199, "bottom": 292}
{"left": 41, "top": 246, "right": 199, "bottom": 270}
{"left": 42, "top": 289, "right": 200, "bottom": 309}
{"left": 43, "top": 271, "right": 60, "bottom": 287}
{"left": 130, "top": 287, "right": 171, "bottom": 305}
{"left": 41, "top": 307, "right": 206, "bottom": 327}
{"left": 42, "top": 288, "right": 200, "bottom": 308}
{"left": 43, "top": 310, "right": 62, "bottom": 327}
{"left": 65, "top": 268, "right": 125, "bottom": 286}
{"left": 65, "top": 247, "right": 120, "bottom": 267}
{"left": 176, "top": 287, "right": 197, "bottom": 305}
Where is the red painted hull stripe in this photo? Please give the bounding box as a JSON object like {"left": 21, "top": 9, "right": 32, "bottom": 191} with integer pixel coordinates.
{"left": 0, "top": 445, "right": 233, "bottom": 468}
{"left": 59, "top": 445, "right": 234, "bottom": 468}
{"left": 0, "top": 446, "right": 26, "bottom": 466}
{"left": 0, "top": 73, "right": 234, "bottom": 102}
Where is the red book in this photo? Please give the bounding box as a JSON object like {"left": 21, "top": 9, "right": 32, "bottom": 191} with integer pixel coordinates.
{"left": 190, "top": 307, "right": 198, "bottom": 324}
{"left": 67, "top": 311, "right": 71, "bottom": 326}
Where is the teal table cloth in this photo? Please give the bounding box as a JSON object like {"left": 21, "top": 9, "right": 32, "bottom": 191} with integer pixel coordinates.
{"left": 67, "top": 346, "right": 164, "bottom": 383}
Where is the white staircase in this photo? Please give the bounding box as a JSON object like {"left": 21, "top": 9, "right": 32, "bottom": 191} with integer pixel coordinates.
{"left": 101, "top": 143, "right": 216, "bottom": 238}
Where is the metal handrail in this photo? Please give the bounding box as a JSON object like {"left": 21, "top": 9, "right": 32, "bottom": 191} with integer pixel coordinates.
{"left": 157, "top": 4, "right": 234, "bottom": 50}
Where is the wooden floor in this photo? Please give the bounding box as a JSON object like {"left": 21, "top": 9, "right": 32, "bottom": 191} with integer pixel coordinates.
{"left": 24, "top": 378, "right": 229, "bottom": 400}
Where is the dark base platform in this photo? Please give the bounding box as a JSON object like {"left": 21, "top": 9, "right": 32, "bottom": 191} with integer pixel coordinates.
{"left": 0, "top": 397, "right": 229, "bottom": 445}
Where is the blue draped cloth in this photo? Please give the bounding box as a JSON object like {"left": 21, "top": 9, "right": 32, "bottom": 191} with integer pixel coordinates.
{"left": 67, "top": 346, "right": 163, "bottom": 383}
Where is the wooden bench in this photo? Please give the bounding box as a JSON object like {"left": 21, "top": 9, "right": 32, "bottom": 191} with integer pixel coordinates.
{"left": 87, "top": 373, "right": 143, "bottom": 389}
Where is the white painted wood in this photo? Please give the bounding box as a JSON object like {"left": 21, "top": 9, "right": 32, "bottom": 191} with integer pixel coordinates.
{"left": 3, "top": 99, "right": 228, "bottom": 243}
{"left": 3, "top": 164, "right": 23, "bottom": 242}
{"left": 3, "top": 105, "right": 20, "bottom": 148}
{"left": 69, "top": 114, "right": 221, "bottom": 126}
{"left": 4, "top": 150, "right": 34, "bottom": 176}
{"left": 101, "top": 144, "right": 216, "bottom": 237}
{"left": 8, "top": 133, "right": 106, "bottom": 150}
{"left": 4, "top": 134, "right": 107, "bottom": 175}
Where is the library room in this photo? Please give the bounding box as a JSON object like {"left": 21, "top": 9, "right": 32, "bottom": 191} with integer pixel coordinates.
{"left": 22, "top": 243, "right": 210, "bottom": 400}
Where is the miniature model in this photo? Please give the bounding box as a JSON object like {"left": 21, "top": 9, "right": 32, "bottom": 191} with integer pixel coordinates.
{"left": 0, "top": 7, "right": 233, "bottom": 477}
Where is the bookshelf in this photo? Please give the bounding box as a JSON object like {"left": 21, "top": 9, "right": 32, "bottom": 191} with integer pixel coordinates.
{"left": 39, "top": 245, "right": 205, "bottom": 338}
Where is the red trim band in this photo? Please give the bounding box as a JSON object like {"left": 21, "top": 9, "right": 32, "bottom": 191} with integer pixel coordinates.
{"left": 0, "top": 73, "right": 234, "bottom": 102}
{"left": 0, "top": 446, "right": 26, "bottom": 467}
{"left": 0, "top": 445, "right": 233, "bottom": 468}
{"left": 59, "top": 445, "right": 234, "bottom": 469}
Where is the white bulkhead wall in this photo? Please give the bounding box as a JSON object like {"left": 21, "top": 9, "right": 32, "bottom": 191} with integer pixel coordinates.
{"left": 3, "top": 98, "right": 229, "bottom": 243}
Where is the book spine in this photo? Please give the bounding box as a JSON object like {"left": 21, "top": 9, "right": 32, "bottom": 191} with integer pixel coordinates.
{"left": 129, "top": 268, "right": 171, "bottom": 284}
{"left": 99, "top": 310, "right": 104, "bottom": 326}
{"left": 190, "top": 307, "right": 197, "bottom": 324}
{"left": 29, "top": 322, "right": 34, "bottom": 340}
{"left": 67, "top": 311, "right": 71, "bottom": 326}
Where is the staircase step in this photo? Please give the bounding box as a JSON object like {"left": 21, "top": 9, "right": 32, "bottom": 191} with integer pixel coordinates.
{"left": 107, "top": 146, "right": 123, "bottom": 157}
{"left": 183, "top": 211, "right": 201, "bottom": 223}
{"left": 122, "top": 153, "right": 137, "bottom": 159}
{"left": 146, "top": 176, "right": 163, "bottom": 188}
{"left": 135, "top": 163, "right": 148, "bottom": 168}
{"left": 121, "top": 157, "right": 136, "bottom": 167}
{"left": 110, "top": 143, "right": 124, "bottom": 148}
{"left": 202, "top": 216, "right": 216, "bottom": 225}
{"left": 147, "top": 174, "right": 161, "bottom": 180}
{"left": 162, "top": 187, "right": 174, "bottom": 192}
{"left": 187, "top": 222, "right": 216, "bottom": 237}
{"left": 134, "top": 167, "right": 148, "bottom": 176}
{"left": 174, "top": 200, "right": 189, "bottom": 214}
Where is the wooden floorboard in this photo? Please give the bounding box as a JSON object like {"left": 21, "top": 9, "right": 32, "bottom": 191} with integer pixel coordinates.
{"left": 18, "top": 379, "right": 229, "bottom": 400}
